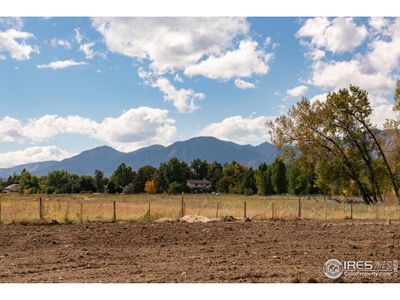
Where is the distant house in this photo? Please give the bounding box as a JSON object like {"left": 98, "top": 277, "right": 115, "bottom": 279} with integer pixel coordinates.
{"left": 2, "top": 184, "right": 20, "bottom": 194}
{"left": 186, "top": 179, "right": 211, "bottom": 192}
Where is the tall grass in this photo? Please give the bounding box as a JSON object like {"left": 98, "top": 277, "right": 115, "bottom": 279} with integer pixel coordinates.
{"left": 0, "top": 193, "right": 399, "bottom": 224}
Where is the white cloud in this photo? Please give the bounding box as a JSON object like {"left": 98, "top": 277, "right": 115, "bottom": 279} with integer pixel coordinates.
{"left": 0, "top": 107, "right": 177, "bottom": 152}
{"left": 74, "top": 28, "right": 82, "bottom": 43}
{"left": 153, "top": 77, "right": 205, "bottom": 113}
{"left": 309, "top": 92, "right": 330, "bottom": 104}
{"left": 37, "top": 59, "right": 88, "bottom": 70}
{"left": 0, "top": 146, "right": 73, "bottom": 169}
{"left": 296, "top": 17, "right": 368, "bottom": 54}
{"left": 198, "top": 115, "right": 273, "bottom": 145}
{"left": 0, "top": 29, "right": 38, "bottom": 60}
{"left": 234, "top": 78, "right": 256, "bottom": 89}
{"left": 92, "top": 17, "right": 249, "bottom": 74}
{"left": 79, "top": 42, "right": 95, "bottom": 59}
{"left": 368, "top": 17, "right": 389, "bottom": 33}
{"left": 370, "top": 103, "right": 399, "bottom": 128}
{"left": 286, "top": 85, "right": 308, "bottom": 97}
{"left": 310, "top": 59, "right": 395, "bottom": 93}
{"left": 50, "top": 38, "right": 72, "bottom": 49}
{"left": 95, "top": 107, "right": 177, "bottom": 151}
{"left": 184, "top": 40, "right": 272, "bottom": 80}
{"left": 300, "top": 18, "right": 400, "bottom": 95}
{"left": 0, "top": 54, "right": 5, "bottom": 60}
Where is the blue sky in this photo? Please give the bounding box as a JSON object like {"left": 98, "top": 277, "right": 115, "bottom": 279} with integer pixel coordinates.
{"left": 0, "top": 17, "right": 399, "bottom": 167}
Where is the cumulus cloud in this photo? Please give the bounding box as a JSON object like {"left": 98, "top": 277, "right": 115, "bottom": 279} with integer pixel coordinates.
{"left": 0, "top": 146, "right": 73, "bottom": 169}
{"left": 370, "top": 103, "right": 399, "bottom": 128}
{"left": 95, "top": 107, "right": 177, "bottom": 151}
{"left": 234, "top": 78, "right": 256, "bottom": 89}
{"left": 50, "top": 38, "right": 72, "bottom": 49}
{"left": 0, "top": 107, "right": 177, "bottom": 152}
{"left": 296, "top": 17, "right": 368, "bottom": 54}
{"left": 298, "top": 17, "right": 400, "bottom": 100}
{"left": 79, "top": 42, "right": 95, "bottom": 59}
{"left": 153, "top": 77, "right": 205, "bottom": 113}
{"left": 92, "top": 17, "right": 249, "bottom": 73}
{"left": 0, "top": 29, "right": 39, "bottom": 60}
{"left": 37, "top": 59, "right": 88, "bottom": 70}
{"left": 309, "top": 92, "right": 330, "bottom": 104}
{"left": 184, "top": 40, "right": 271, "bottom": 80}
{"left": 198, "top": 115, "right": 273, "bottom": 145}
{"left": 286, "top": 85, "right": 308, "bottom": 97}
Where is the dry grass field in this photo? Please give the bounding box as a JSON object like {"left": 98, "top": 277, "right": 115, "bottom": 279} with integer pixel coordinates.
{"left": 1, "top": 193, "right": 400, "bottom": 224}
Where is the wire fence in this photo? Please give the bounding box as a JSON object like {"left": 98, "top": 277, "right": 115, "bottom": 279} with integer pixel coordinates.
{"left": 0, "top": 193, "right": 400, "bottom": 224}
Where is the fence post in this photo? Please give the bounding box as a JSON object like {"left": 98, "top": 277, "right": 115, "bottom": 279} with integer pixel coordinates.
{"left": 181, "top": 192, "right": 185, "bottom": 217}
{"left": 216, "top": 201, "right": 219, "bottom": 218}
{"left": 325, "top": 197, "right": 328, "bottom": 221}
{"left": 298, "top": 196, "right": 302, "bottom": 218}
{"left": 112, "top": 201, "right": 117, "bottom": 222}
{"left": 272, "top": 202, "right": 275, "bottom": 220}
{"left": 80, "top": 202, "right": 83, "bottom": 224}
{"left": 0, "top": 199, "right": 2, "bottom": 224}
{"left": 244, "top": 201, "right": 247, "bottom": 218}
{"left": 148, "top": 201, "right": 151, "bottom": 218}
{"left": 39, "top": 197, "right": 44, "bottom": 222}
{"left": 350, "top": 201, "right": 353, "bottom": 220}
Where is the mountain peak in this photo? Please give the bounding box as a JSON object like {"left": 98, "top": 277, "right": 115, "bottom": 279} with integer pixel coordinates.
{"left": 0, "top": 138, "right": 280, "bottom": 178}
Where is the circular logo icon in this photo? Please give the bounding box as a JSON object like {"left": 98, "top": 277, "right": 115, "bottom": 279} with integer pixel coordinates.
{"left": 323, "top": 259, "right": 343, "bottom": 279}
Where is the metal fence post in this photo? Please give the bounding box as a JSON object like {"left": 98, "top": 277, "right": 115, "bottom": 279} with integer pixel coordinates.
{"left": 272, "top": 202, "right": 275, "bottom": 220}
{"left": 244, "top": 201, "right": 247, "bottom": 218}
{"left": 216, "top": 201, "right": 219, "bottom": 218}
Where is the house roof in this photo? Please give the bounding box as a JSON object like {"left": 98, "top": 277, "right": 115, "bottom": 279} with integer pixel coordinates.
{"left": 3, "top": 184, "right": 20, "bottom": 192}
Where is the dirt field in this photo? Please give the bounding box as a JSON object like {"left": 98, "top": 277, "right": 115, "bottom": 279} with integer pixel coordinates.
{"left": 0, "top": 220, "right": 399, "bottom": 283}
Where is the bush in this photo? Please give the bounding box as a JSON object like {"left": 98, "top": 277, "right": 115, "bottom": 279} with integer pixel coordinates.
{"left": 167, "top": 181, "right": 184, "bottom": 194}
{"left": 123, "top": 183, "right": 136, "bottom": 194}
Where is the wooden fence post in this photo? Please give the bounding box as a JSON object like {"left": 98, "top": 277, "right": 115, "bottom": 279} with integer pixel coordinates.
{"left": 148, "top": 201, "right": 151, "bottom": 218}
{"left": 325, "top": 197, "right": 328, "bottom": 221}
{"left": 272, "top": 202, "right": 275, "bottom": 220}
{"left": 244, "top": 201, "right": 247, "bottom": 219}
{"left": 298, "top": 196, "right": 302, "bottom": 218}
{"left": 112, "top": 201, "right": 117, "bottom": 222}
{"left": 39, "top": 197, "right": 44, "bottom": 222}
{"left": 80, "top": 202, "right": 83, "bottom": 224}
{"left": 350, "top": 201, "right": 353, "bottom": 220}
{"left": 181, "top": 192, "right": 185, "bottom": 217}
{"left": 216, "top": 201, "right": 219, "bottom": 218}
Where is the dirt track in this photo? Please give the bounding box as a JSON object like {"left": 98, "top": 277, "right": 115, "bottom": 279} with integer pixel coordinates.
{"left": 0, "top": 220, "right": 399, "bottom": 283}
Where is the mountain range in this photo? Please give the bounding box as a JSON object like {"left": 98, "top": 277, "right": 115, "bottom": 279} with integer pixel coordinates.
{"left": 0, "top": 137, "right": 280, "bottom": 178}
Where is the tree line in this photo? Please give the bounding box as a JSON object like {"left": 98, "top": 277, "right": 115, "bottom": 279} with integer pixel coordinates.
{"left": 0, "top": 157, "right": 319, "bottom": 196}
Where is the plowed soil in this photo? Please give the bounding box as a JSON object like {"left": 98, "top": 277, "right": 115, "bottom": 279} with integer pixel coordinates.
{"left": 0, "top": 220, "right": 399, "bottom": 283}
